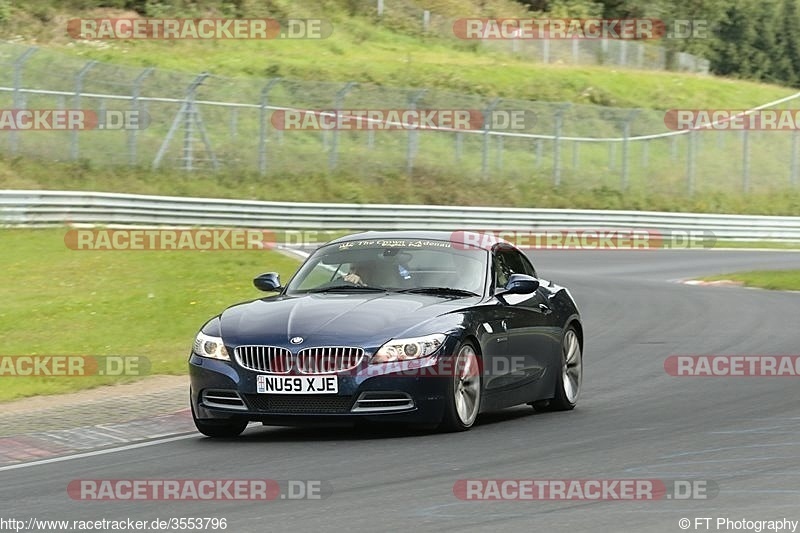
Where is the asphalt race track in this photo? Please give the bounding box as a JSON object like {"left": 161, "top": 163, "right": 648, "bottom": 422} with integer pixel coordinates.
{"left": 2, "top": 250, "right": 799, "bottom": 533}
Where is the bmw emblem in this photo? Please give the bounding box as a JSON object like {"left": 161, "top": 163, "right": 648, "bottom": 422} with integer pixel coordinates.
{"left": 290, "top": 336, "right": 304, "bottom": 345}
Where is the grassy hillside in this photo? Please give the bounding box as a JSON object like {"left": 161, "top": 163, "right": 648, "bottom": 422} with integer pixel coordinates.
{"left": 0, "top": 0, "right": 799, "bottom": 214}
{"left": 0, "top": 0, "right": 793, "bottom": 108}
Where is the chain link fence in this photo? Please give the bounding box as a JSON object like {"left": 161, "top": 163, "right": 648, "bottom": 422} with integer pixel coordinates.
{"left": 0, "top": 42, "right": 798, "bottom": 197}
{"left": 364, "top": 0, "right": 709, "bottom": 73}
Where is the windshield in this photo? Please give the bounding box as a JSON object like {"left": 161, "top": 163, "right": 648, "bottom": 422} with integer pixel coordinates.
{"left": 285, "top": 238, "right": 488, "bottom": 296}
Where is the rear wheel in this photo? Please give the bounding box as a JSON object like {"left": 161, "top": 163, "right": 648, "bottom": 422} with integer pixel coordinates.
{"left": 533, "top": 326, "right": 582, "bottom": 412}
{"left": 439, "top": 341, "right": 482, "bottom": 432}
{"left": 191, "top": 402, "right": 248, "bottom": 438}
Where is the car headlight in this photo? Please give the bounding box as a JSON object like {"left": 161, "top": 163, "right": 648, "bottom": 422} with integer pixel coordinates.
{"left": 372, "top": 334, "right": 446, "bottom": 363}
{"left": 193, "top": 332, "right": 231, "bottom": 361}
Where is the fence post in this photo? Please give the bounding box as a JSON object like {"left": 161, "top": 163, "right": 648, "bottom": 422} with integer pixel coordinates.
{"left": 258, "top": 77, "right": 282, "bottom": 176}
{"left": 572, "top": 39, "right": 579, "bottom": 64}
{"left": 535, "top": 139, "right": 543, "bottom": 169}
{"left": 620, "top": 110, "right": 638, "bottom": 190}
{"left": 572, "top": 141, "right": 579, "bottom": 170}
{"left": 609, "top": 142, "right": 616, "bottom": 171}
{"left": 98, "top": 99, "right": 106, "bottom": 129}
{"left": 153, "top": 73, "right": 214, "bottom": 170}
{"left": 182, "top": 76, "right": 200, "bottom": 171}
{"left": 455, "top": 132, "right": 463, "bottom": 162}
{"left": 482, "top": 98, "right": 499, "bottom": 179}
{"left": 600, "top": 38, "right": 608, "bottom": 64}
{"left": 183, "top": 74, "right": 215, "bottom": 171}
{"left": 10, "top": 47, "right": 37, "bottom": 156}
{"left": 329, "top": 82, "right": 357, "bottom": 171}
{"left": 496, "top": 135, "right": 503, "bottom": 171}
{"left": 422, "top": 10, "right": 430, "bottom": 32}
{"left": 229, "top": 108, "right": 238, "bottom": 139}
{"left": 128, "top": 67, "right": 153, "bottom": 166}
{"left": 552, "top": 104, "right": 568, "bottom": 186}
{"left": 406, "top": 89, "right": 426, "bottom": 175}
{"left": 687, "top": 130, "right": 696, "bottom": 195}
{"left": 791, "top": 129, "right": 798, "bottom": 187}
{"left": 671, "top": 135, "right": 678, "bottom": 161}
{"left": 71, "top": 60, "right": 97, "bottom": 161}
{"left": 377, "top": 0, "right": 384, "bottom": 17}
{"left": 742, "top": 129, "right": 750, "bottom": 193}
{"left": 641, "top": 139, "right": 649, "bottom": 168}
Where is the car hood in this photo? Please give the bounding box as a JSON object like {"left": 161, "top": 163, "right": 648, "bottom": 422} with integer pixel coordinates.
{"left": 219, "top": 292, "right": 479, "bottom": 348}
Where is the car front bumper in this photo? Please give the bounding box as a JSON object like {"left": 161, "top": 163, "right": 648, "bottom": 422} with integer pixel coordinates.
{"left": 189, "top": 350, "right": 455, "bottom": 426}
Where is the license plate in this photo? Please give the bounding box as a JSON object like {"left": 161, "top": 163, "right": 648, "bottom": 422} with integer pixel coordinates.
{"left": 256, "top": 374, "right": 338, "bottom": 394}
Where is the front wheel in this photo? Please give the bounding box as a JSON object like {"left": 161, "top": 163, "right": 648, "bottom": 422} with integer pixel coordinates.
{"left": 439, "top": 341, "right": 482, "bottom": 432}
{"left": 533, "top": 326, "right": 582, "bottom": 412}
{"left": 192, "top": 403, "right": 248, "bottom": 438}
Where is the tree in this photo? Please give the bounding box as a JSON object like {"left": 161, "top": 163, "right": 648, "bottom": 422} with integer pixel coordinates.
{"left": 773, "top": 0, "right": 800, "bottom": 85}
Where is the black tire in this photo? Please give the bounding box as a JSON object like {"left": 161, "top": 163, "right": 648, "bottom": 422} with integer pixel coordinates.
{"left": 438, "top": 340, "right": 482, "bottom": 432}
{"left": 532, "top": 326, "right": 582, "bottom": 412}
{"left": 191, "top": 403, "right": 248, "bottom": 438}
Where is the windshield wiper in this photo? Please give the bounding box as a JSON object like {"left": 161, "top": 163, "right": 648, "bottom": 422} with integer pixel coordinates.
{"left": 307, "top": 284, "right": 388, "bottom": 293}
{"left": 398, "top": 287, "right": 480, "bottom": 297}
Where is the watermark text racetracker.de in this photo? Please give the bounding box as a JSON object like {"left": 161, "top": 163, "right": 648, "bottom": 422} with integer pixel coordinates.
{"left": 665, "top": 109, "right": 800, "bottom": 131}
{"left": 65, "top": 228, "right": 273, "bottom": 251}
{"left": 67, "top": 479, "right": 332, "bottom": 501}
{"left": 678, "top": 517, "right": 798, "bottom": 532}
{"left": 453, "top": 478, "right": 719, "bottom": 500}
{"left": 0, "top": 355, "right": 148, "bottom": 377}
{"left": 665, "top": 355, "right": 800, "bottom": 377}
{"left": 64, "top": 229, "right": 352, "bottom": 251}
{"left": 68, "top": 18, "right": 333, "bottom": 40}
{"left": 270, "top": 109, "right": 536, "bottom": 132}
{"left": 452, "top": 18, "right": 709, "bottom": 40}
{"left": 450, "top": 229, "right": 716, "bottom": 250}
{"left": 0, "top": 109, "right": 148, "bottom": 131}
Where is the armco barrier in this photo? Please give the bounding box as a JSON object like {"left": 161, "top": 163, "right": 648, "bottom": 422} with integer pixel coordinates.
{"left": 2, "top": 190, "right": 800, "bottom": 242}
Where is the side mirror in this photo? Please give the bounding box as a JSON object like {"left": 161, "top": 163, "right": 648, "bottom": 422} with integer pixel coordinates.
{"left": 496, "top": 273, "right": 539, "bottom": 303}
{"left": 253, "top": 272, "right": 281, "bottom": 292}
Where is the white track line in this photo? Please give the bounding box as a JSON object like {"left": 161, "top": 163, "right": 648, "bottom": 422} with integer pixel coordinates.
{"left": 0, "top": 433, "right": 197, "bottom": 472}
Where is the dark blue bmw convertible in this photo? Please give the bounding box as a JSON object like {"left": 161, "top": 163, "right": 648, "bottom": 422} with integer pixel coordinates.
{"left": 189, "top": 231, "right": 582, "bottom": 437}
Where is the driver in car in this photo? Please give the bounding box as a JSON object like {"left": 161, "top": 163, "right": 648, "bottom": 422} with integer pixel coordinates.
{"left": 343, "top": 260, "right": 377, "bottom": 286}
{"left": 343, "top": 258, "right": 412, "bottom": 287}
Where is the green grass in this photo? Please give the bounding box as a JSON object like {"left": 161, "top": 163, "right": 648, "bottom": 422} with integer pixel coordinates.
{"left": 3, "top": 156, "right": 800, "bottom": 215}
{"left": 2, "top": 1, "right": 800, "bottom": 213}
{"left": 1, "top": 0, "right": 794, "bottom": 109}
{"left": 51, "top": 40, "right": 794, "bottom": 109}
{"left": 0, "top": 228, "right": 301, "bottom": 402}
{"left": 702, "top": 270, "right": 800, "bottom": 291}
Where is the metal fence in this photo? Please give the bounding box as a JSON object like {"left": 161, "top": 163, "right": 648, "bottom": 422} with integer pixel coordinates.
{"left": 482, "top": 38, "right": 709, "bottom": 73}
{"left": 0, "top": 42, "right": 798, "bottom": 198}
{"left": 3, "top": 190, "right": 800, "bottom": 242}
{"left": 370, "top": 0, "right": 710, "bottom": 73}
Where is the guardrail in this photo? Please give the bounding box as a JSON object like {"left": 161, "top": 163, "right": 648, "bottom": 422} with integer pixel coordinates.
{"left": 2, "top": 190, "right": 800, "bottom": 242}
